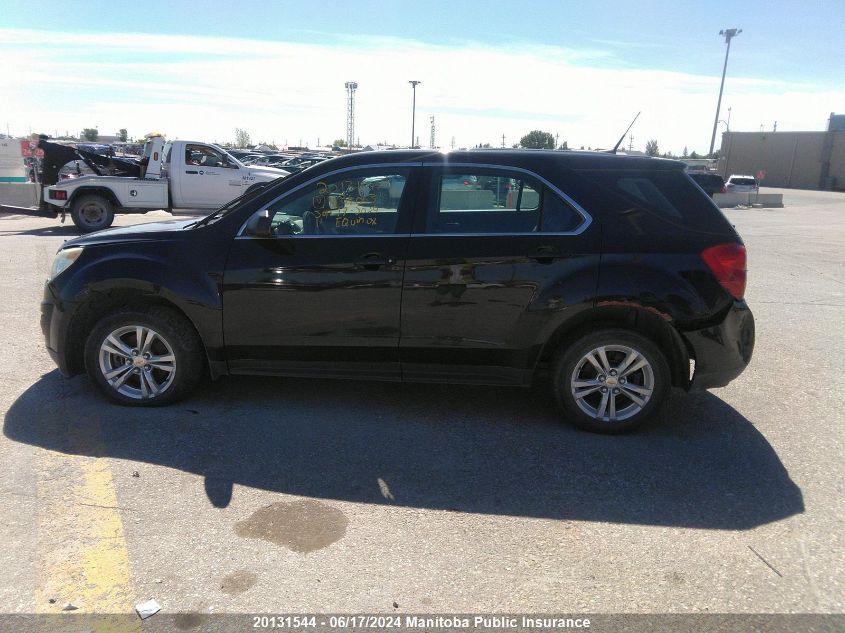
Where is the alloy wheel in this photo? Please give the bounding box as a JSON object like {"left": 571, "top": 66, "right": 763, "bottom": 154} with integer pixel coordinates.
{"left": 570, "top": 344, "right": 655, "bottom": 423}
{"left": 98, "top": 325, "right": 176, "bottom": 400}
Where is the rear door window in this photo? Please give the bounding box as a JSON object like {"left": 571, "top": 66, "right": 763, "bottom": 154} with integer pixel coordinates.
{"left": 427, "top": 169, "right": 583, "bottom": 234}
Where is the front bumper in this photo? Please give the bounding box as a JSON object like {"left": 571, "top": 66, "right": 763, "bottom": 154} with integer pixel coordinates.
{"left": 685, "top": 301, "right": 755, "bottom": 390}
{"left": 41, "top": 281, "right": 75, "bottom": 377}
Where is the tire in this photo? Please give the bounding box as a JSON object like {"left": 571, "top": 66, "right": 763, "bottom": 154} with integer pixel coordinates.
{"left": 71, "top": 194, "right": 115, "bottom": 233}
{"left": 552, "top": 328, "right": 670, "bottom": 433}
{"left": 84, "top": 306, "right": 204, "bottom": 406}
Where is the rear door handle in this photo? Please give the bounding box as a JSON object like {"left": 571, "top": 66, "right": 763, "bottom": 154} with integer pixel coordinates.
{"left": 528, "top": 246, "right": 562, "bottom": 263}
{"left": 354, "top": 252, "right": 394, "bottom": 270}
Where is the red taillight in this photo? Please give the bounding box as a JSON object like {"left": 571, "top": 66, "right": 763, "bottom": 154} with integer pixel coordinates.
{"left": 49, "top": 189, "right": 67, "bottom": 200}
{"left": 701, "top": 243, "right": 747, "bottom": 300}
{"left": 720, "top": 185, "right": 726, "bottom": 193}
{"left": 463, "top": 179, "right": 470, "bottom": 186}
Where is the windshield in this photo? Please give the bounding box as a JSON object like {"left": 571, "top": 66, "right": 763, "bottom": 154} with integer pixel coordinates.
{"left": 221, "top": 148, "right": 243, "bottom": 168}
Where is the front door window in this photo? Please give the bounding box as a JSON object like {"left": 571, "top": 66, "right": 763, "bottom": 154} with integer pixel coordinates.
{"left": 263, "top": 170, "right": 410, "bottom": 236}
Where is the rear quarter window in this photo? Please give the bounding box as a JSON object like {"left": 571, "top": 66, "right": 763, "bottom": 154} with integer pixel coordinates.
{"left": 570, "top": 169, "right": 733, "bottom": 235}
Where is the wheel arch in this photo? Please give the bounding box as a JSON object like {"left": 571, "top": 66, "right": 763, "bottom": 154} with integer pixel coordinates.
{"left": 64, "top": 287, "right": 218, "bottom": 379}
{"left": 536, "top": 305, "right": 693, "bottom": 389}
{"left": 68, "top": 187, "right": 121, "bottom": 210}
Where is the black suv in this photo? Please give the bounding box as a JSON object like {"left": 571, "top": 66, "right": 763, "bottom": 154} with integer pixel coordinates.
{"left": 41, "top": 150, "right": 754, "bottom": 432}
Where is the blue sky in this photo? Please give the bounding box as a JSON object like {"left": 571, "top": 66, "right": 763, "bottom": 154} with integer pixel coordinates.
{"left": 2, "top": 0, "right": 842, "bottom": 152}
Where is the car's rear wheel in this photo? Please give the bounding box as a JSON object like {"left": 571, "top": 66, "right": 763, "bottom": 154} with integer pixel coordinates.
{"left": 552, "top": 328, "right": 670, "bottom": 433}
{"left": 84, "top": 306, "right": 204, "bottom": 406}
{"left": 71, "top": 194, "right": 115, "bottom": 233}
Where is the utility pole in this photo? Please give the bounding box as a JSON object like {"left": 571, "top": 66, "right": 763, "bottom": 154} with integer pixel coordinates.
{"left": 451, "top": 136, "right": 455, "bottom": 149}
{"left": 409, "top": 80, "right": 421, "bottom": 148}
{"left": 501, "top": 134, "right": 506, "bottom": 148}
{"left": 709, "top": 28, "right": 742, "bottom": 156}
{"left": 628, "top": 134, "right": 634, "bottom": 152}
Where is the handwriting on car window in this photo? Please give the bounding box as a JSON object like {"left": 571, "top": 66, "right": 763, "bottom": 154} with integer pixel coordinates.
{"left": 309, "top": 178, "right": 401, "bottom": 228}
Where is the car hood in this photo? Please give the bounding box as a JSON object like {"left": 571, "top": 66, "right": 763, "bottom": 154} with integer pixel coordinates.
{"left": 62, "top": 218, "right": 197, "bottom": 248}
{"left": 246, "top": 165, "right": 290, "bottom": 178}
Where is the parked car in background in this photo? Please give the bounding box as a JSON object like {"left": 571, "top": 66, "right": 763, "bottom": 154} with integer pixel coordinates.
{"left": 725, "top": 174, "right": 759, "bottom": 193}
{"left": 41, "top": 149, "right": 754, "bottom": 433}
{"left": 279, "top": 156, "right": 329, "bottom": 173}
{"left": 238, "top": 154, "right": 266, "bottom": 165}
{"left": 443, "top": 174, "right": 480, "bottom": 189}
{"left": 248, "top": 154, "right": 292, "bottom": 167}
{"left": 688, "top": 172, "right": 725, "bottom": 197}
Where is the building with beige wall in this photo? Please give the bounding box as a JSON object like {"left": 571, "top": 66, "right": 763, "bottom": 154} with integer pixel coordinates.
{"left": 718, "top": 126, "right": 845, "bottom": 191}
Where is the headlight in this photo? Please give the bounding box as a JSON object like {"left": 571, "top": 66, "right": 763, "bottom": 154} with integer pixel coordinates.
{"left": 50, "top": 247, "right": 84, "bottom": 280}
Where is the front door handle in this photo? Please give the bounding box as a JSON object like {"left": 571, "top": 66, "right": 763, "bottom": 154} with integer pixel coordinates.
{"left": 354, "top": 252, "right": 394, "bottom": 270}
{"left": 528, "top": 246, "right": 561, "bottom": 263}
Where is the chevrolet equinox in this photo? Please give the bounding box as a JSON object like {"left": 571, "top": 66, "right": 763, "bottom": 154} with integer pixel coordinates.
{"left": 41, "top": 150, "right": 755, "bottom": 432}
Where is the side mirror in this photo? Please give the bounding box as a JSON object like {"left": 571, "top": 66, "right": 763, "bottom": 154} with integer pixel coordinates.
{"left": 245, "top": 211, "right": 273, "bottom": 237}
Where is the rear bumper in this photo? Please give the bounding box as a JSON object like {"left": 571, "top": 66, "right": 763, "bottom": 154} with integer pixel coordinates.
{"left": 685, "top": 301, "right": 755, "bottom": 390}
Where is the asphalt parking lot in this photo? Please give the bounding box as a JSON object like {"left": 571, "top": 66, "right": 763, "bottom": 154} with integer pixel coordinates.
{"left": 0, "top": 188, "right": 842, "bottom": 618}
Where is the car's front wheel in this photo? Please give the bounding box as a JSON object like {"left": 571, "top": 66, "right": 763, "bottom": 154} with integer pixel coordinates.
{"left": 84, "top": 306, "right": 204, "bottom": 406}
{"left": 552, "top": 328, "right": 670, "bottom": 433}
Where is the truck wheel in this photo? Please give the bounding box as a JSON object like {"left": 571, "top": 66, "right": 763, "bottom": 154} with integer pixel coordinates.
{"left": 551, "top": 328, "right": 670, "bottom": 434}
{"left": 71, "top": 194, "right": 115, "bottom": 233}
{"left": 84, "top": 306, "right": 205, "bottom": 406}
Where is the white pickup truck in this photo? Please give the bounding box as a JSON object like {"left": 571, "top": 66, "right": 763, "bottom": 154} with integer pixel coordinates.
{"left": 43, "top": 137, "right": 289, "bottom": 232}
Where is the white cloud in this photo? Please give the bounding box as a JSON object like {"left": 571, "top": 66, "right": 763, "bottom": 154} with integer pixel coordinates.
{"left": 1, "top": 27, "right": 841, "bottom": 153}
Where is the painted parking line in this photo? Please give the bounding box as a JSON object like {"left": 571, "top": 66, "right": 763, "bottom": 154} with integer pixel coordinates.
{"left": 35, "top": 408, "right": 138, "bottom": 631}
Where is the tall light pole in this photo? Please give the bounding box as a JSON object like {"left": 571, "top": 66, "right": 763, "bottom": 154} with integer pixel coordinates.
{"left": 409, "top": 80, "right": 421, "bottom": 148}
{"left": 345, "top": 81, "right": 358, "bottom": 149}
{"left": 709, "top": 28, "right": 741, "bottom": 156}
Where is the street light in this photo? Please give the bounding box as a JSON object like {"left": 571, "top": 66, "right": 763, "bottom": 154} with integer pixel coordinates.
{"left": 409, "top": 80, "right": 421, "bottom": 148}
{"left": 709, "top": 28, "right": 741, "bottom": 156}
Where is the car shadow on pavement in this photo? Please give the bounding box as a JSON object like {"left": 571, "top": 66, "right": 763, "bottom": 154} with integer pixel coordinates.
{"left": 0, "top": 224, "right": 81, "bottom": 237}
{"left": 4, "top": 371, "right": 803, "bottom": 529}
